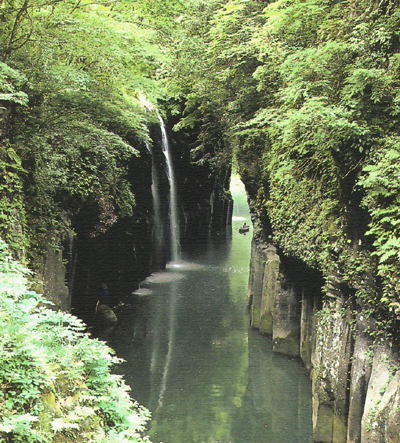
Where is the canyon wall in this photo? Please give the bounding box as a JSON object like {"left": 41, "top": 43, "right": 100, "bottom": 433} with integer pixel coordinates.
{"left": 37, "top": 116, "right": 233, "bottom": 324}
{"left": 248, "top": 233, "right": 400, "bottom": 443}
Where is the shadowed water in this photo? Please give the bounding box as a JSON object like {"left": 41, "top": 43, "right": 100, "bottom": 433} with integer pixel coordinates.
{"left": 106, "top": 177, "right": 313, "bottom": 443}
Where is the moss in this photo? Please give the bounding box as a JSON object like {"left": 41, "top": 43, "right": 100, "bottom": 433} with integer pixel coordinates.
{"left": 259, "top": 312, "right": 273, "bottom": 335}
{"left": 272, "top": 333, "right": 300, "bottom": 357}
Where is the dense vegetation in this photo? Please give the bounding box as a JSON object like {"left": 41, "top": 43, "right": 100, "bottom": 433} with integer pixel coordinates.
{"left": 162, "top": 0, "right": 400, "bottom": 331}
{"left": 0, "top": 1, "right": 182, "bottom": 440}
{"left": 2, "top": 0, "right": 400, "bottom": 439}
{"left": 0, "top": 241, "right": 150, "bottom": 442}
{"left": 0, "top": 0, "right": 167, "bottom": 263}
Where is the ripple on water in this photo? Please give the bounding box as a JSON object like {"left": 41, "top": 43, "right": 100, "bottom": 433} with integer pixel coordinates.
{"left": 166, "top": 261, "right": 204, "bottom": 271}
{"left": 131, "top": 288, "right": 153, "bottom": 296}
{"left": 144, "top": 271, "right": 186, "bottom": 283}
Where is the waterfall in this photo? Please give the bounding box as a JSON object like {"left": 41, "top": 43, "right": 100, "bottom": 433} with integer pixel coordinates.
{"left": 158, "top": 115, "right": 180, "bottom": 262}
{"left": 151, "top": 116, "right": 180, "bottom": 410}
{"left": 146, "top": 142, "right": 164, "bottom": 255}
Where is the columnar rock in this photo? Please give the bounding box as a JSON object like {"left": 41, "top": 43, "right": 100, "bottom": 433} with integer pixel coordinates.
{"left": 346, "top": 314, "right": 373, "bottom": 443}
{"left": 248, "top": 239, "right": 270, "bottom": 331}
{"left": 273, "top": 271, "right": 301, "bottom": 356}
{"left": 247, "top": 227, "right": 400, "bottom": 442}
{"left": 360, "top": 341, "right": 400, "bottom": 442}
{"left": 311, "top": 300, "right": 353, "bottom": 443}
{"left": 300, "top": 289, "right": 319, "bottom": 372}
{"left": 35, "top": 236, "right": 72, "bottom": 311}
{"left": 248, "top": 237, "right": 301, "bottom": 356}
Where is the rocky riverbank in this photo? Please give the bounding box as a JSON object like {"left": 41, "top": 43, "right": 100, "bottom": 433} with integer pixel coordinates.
{"left": 248, "top": 232, "right": 400, "bottom": 442}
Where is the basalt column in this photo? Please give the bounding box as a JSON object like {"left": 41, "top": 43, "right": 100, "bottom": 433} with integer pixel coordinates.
{"left": 248, "top": 234, "right": 322, "bottom": 359}
{"left": 248, "top": 238, "right": 279, "bottom": 335}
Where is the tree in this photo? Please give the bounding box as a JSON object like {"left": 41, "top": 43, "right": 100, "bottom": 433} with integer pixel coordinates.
{"left": 0, "top": 0, "right": 165, "bottom": 261}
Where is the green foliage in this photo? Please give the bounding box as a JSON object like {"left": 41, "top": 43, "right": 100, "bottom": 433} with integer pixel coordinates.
{"left": 160, "top": 0, "right": 400, "bottom": 325}
{"left": 358, "top": 137, "right": 400, "bottom": 313}
{"left": 163, "top": 0, "right": 265, "bottom": 178}
{"left": 0, "top": 63, "right": 28, "bottom": 106}
{"left": 250, "top": 0, "right": 400, "bottom": 315}
{"left": 28, "top": 122, "right": 138, "bottom": 216}
{"left": 0, "top": 141, "right": 28, "bottom": 260}
{"left": 2, "top": 0, "right": 400, "bottom": 329}
{"left": 0, "top": 0, "right": 168, "bottom": 259}
{"left": 248, "top": 0, "right": 400, "bottom": 315}
{"left": 266, "top": 167, "right": 339, "bottom": 267}
{"left": 0, "top": 241, "right": 151, "bottom": 442}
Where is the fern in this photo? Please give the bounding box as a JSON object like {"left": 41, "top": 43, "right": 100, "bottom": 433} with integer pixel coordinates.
{"left": 0, "top": 241, "right": 151, "bottom": 442}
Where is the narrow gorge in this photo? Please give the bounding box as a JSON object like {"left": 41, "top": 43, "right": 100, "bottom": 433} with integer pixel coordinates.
{"left": 2, "top": 0, "right": 400, "bottom": 442}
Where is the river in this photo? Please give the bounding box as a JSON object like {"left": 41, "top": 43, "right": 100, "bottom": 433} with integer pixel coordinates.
{"left": 105, "top": 176, "right": 313, "bottom": 443}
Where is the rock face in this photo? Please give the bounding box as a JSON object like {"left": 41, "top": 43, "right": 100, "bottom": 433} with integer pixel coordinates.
{"left": 248, "top": 239, "right": 278, "bottom": 334}
{"left": 31, "top": 116, "right": 234, "bottom": 328}
{"left": 248, "top": 237, "right": 321, "bottom": 359}
{"left": 311, "top": 302, "right": 354, "bottom": 442}
{"left": 248, "top": 233, "right": 400, "bottom": 443}
{"left": 35, "top": 237, "right": 72, "bottom": 311}
{"left": 361, "top": 342, "right": 400, "bottom": 443}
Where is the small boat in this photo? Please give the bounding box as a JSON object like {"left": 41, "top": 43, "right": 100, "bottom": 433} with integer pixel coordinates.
{"left": 239, "top": 223, "right": 250, "bottom": 234}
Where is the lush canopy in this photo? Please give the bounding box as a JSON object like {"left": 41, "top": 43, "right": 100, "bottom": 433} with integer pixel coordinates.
{"left": 1, "top": 0, "right": 400, "bottom": 329}
{"left": 2, "top": 0, "right": 400, "bottom": 438}
{"left": 162, "top": 0, "right": 400, "bottom": 325}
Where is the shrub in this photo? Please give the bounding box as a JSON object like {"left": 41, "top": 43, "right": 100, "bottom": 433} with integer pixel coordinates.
{"left": 0, "top": 240, "right": 151, "bottom": 442}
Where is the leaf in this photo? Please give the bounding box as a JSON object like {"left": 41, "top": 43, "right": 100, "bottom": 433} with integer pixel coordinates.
{"left": 51, "top": 418, "right": 80, "bottom": 432}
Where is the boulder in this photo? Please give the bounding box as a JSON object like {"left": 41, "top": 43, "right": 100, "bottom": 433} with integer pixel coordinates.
{"left": 96, "top": 304, "right": 118, "bottom": 325}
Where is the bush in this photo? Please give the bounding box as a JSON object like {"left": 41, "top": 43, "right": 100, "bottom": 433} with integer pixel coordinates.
{"left": 0, "top": 241, "right": 151, "bottom": 442}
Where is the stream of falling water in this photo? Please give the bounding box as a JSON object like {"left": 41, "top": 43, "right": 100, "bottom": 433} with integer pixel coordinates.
{"left": 158, "top": 115, "right": 180, "bottom": 263}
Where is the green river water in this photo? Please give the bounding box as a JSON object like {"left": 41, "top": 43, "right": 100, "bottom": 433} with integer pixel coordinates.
{"left": 106, "top": 176, "right": 313, "bottom": 443}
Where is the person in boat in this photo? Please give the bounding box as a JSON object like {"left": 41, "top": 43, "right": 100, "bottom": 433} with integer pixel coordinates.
{"left": 239, "top": 223, "right": 250, "bottom": 232}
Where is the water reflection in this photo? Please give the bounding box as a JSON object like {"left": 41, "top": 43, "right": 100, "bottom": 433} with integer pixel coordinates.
{"left": 106, "top": 177, "right": 312, "bottom": 443}
{"left": 232, "top": 330, "right": 312, "bottom": 442}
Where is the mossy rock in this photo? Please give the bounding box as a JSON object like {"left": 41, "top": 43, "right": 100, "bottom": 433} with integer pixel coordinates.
{"left": 96, "top": 304, "right": 118, "bottom": 325}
